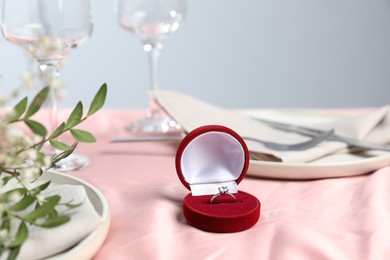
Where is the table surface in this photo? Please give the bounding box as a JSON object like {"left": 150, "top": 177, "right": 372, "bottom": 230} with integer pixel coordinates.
{"left": 56, "top": 109, "right": 390, "bottom": 260}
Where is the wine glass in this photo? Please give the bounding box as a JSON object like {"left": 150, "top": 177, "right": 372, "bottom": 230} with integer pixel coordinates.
{"left": 1, "top": 0, "right": 93, "bottom": 171}
{"left": 117, "top": 0, "right": 186, "bottom": 134}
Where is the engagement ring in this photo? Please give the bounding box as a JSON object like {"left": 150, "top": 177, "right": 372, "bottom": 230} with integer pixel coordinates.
{"left": 210, "top": 186, "right": 236, "bottom": 204}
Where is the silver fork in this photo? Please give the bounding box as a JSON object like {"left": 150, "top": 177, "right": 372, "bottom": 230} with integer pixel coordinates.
{"left": 110, "top": 130, "right": 334, "bottom": 151}
{"left": 253, "top": 117, "right": 390, "bottom": 152}
{"left": 242, "top": 130, "right": 334, "bottom": 151}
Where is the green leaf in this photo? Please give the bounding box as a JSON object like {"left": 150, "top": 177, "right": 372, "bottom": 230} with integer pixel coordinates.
{"left": 70, "top": 129, "right": 96, "bottom": 143}
{"left": 30, "top": 181, "right": 51, "bottom": 194}
{"left": 25, "top": 119, "right": 47, "bottom": 136}
{"left": 6, "top": 246, "right": 20, "bottom": 260}
{"left": 34, "top": 137, "right": 46, "bottom": 151}
{"left": 10, "top": 195, "right": 36, "bottom": 211}
{"left": 50, "top": 142, "right": 78, "bottom": 165}
{"left": 7, "top": 97, "right": 28, "bottom": 123}
{"left": 65, "top": 101, "right": 83, "bottom": 129}
{"left": 64, "top": 199, "right": 84, "bottom": 209}
{"left": 87, "top": 83, "right": 107, "bottom": 116}
{"left": 49, "top": 140, "right": 72, "bottom": 151}
{"left": 24, "top": 195, "right": 60, "bottom": 221}
{"left": 1, "top": 176, "right": 14, "bottom": 186}
{"left": 48, "top": 122, "right": 66, "bottom": 139}
{"left": 39, "top": 215, "right": 70, "bottom": 228}
{"left": 25, "top": 86, "right": 50, "bottom": 118}
{"left": 48, "top": 208, "right": 58, "bottom": 218}
{"left": 1, "top": 218, "right": 11, "bottom": 233}
{"left": 0, "top": 245, "right": 5, "bottom": 257}
{"left": 9, "top": 222, "right": 28, "bottom": 247}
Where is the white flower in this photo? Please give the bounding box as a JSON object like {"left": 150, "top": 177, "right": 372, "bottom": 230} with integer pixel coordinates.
{"left": 20, "top": 71, "right": 36, "bottom": 89}
{"left": 20, "top": 167, "right": 40, "bottom": 184}
{"left": 43, "top": 156, "right": 52, "bottom": 169}
{"left": 1, "top": 107, "right": 15, "bottom": 119}
{"left": 36, "top": 194, "right": 46, "bottom": 204}
{"left": 40, "top": 37, "right": 62, "bottom": 53}
{"left": 32, "top": 135, "right": 42, "bottom": 144}
{"left": 4, "top": 126, "right": 24, "bottom": 139}
{"left": 8, "top": 191, "right": 22, "bottom": 204}
{"left": 23, "top": 149, "right": 38, "bottom": 161}
{"left": 0, "top": 229, "right": 8, "bottom": 241}
{"left": 55, "top": 86, "right": 67, "bottom": 100}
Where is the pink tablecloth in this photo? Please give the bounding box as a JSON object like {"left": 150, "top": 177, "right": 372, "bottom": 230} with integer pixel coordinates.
{"left": 57, "top": 109, "right": 390, "bottom": 260}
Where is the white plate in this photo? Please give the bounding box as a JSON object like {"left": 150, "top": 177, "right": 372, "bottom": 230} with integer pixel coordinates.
{"left": 40, "top": 171, "right": 110, "bottom": 260}
{"left": 242, "top": 109, "right": 390, "bottom": 180}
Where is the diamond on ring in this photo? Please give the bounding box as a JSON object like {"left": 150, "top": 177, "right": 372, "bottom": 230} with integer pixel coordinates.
{"left": 210, "top": 186, "right": 236, "bottom": 204}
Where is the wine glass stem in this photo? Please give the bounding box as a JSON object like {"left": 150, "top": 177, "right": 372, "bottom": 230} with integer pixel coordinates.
{"left": 39, "top": 64, "right": 59, "bottom": 133}
{"left": 146, "top": 44, "right": 161, "bottom": 92}
{"left": 145, "top": 44, "right": 163, "bottom": 116}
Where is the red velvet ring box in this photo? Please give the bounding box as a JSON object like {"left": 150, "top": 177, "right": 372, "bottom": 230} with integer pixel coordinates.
{"left": 175, "top": 125, "right": 261, "bottom": 232}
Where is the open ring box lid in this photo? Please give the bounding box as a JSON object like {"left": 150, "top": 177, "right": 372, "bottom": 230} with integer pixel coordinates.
{"left": 175, "top": 125, "right": 261, "bottom": 232}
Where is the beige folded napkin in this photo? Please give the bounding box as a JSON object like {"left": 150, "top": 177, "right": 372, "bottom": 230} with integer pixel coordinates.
{"left": 2, "top": 184, "right": 102, "bottom": 260}
{"left": 153, "top": 90, "right": 390, "bottom": 163}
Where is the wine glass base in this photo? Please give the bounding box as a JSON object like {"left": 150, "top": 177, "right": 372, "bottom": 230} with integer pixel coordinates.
{"left": 52, "top": 153, "right": 89, "bottom": 172}
{"left": 127, "top": 116, "right": 182, "bottom": 135}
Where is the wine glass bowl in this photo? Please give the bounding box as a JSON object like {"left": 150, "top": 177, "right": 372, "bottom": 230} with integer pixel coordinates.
{"left": 1, "top": 0, "right": 93, "bottom": 172}
{"left": 118, "top": 0, "right": 186, "bottom": 134}
{"left": 118, "top": 6, "right": 184, "bottom": 45}
{"left": 2, "top": 0, "right": 92, "bottom": 65}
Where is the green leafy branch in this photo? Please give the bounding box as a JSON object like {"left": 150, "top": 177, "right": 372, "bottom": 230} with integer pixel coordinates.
{"left": 0, "top": 83, "right": 107, "bottom": 260}
{"left": 0, "top": 178, "right": 80, "bottom": 259}
{"left": 5, "top": 83, "right": 107, "bottom": 170}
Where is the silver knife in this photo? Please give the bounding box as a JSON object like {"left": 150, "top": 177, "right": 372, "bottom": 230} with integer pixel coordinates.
{"left": 252, "top": 117, "right": 390, "bottom": 152}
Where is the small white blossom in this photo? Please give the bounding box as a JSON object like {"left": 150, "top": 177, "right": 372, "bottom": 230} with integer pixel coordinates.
{"left": 43, "top": 156, "right": 52, "bottom": 169}
{"left": 20, "top": 71, "right": 36, "bottom": 89}
{"left": 0, "top": 229, "right": 8, "bottom": 241}
{"left": 27, "top": 45, "right": 38, "bottom": 57}
{"left": 4, "top": 126, "right": 24, "bottom": 140}
{"left": 32, "top": 135, "right": 42, "bottom": 144}
{"left": 50, "top": 78, "right": 63, "bottom": 90}
{"left": 8, "top": 191, "right": 22, "bottom": 204}
{"left": 36, "top": 194, "right": 46, "bottom": 204}
{"left": 24, "top": 149, "right": 38, "bottom": 161}
{"left": 1, "top": 107, "right": 15, "bottom": 119}
{"left": 20, "top": 167, "right": 40, "bottom": 184}
{"left": 40, "top": 37, "right": 62, "bottom": 53}
{"left": 55, "top": 86, "right": 67, "bottom": 100}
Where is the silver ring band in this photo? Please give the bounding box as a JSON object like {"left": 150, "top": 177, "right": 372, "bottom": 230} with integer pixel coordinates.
{"left": 210, "top": 186, "right": 236, "bottom": 204}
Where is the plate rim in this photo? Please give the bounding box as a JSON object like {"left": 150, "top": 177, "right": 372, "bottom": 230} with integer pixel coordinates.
{"left": 244, "top": 108, "right": 390, "bottom": 180}
{"left": 42, "top": 171, "right": 110, "bottom": 260}
{"left": 248, "top": 152, "right": 390, "bottom": 180}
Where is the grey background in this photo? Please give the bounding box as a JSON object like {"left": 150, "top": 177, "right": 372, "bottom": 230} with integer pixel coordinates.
{"left": 1, "top": 0, "right": 390, "bottom": 109}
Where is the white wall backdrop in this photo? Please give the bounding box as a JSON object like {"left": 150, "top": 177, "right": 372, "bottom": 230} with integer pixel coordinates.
{"left": 1, "top": 0, "right": 390, "bottom": 109}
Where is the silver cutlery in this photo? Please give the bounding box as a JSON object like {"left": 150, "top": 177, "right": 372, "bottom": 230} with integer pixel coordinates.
{"left": 253, "top": 117, "right": 390, "bottom": 152}
{"left": 242, "top": 130, "right": 334, "bottom": 151}
{"left": 110, "top": 129, "right": 334, "bottom": 151}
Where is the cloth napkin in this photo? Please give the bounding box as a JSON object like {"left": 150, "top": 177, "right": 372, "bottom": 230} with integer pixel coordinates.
{"left": 2, "top": 184, "right": 102, "bottom": 260}
{"left": 153, "top": 90, "right": 390, "bottom": 163}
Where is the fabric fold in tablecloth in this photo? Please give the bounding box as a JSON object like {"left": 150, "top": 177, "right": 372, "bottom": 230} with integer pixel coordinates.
{"left": 153, "top": 90, "right": 390, "bottom": 163}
